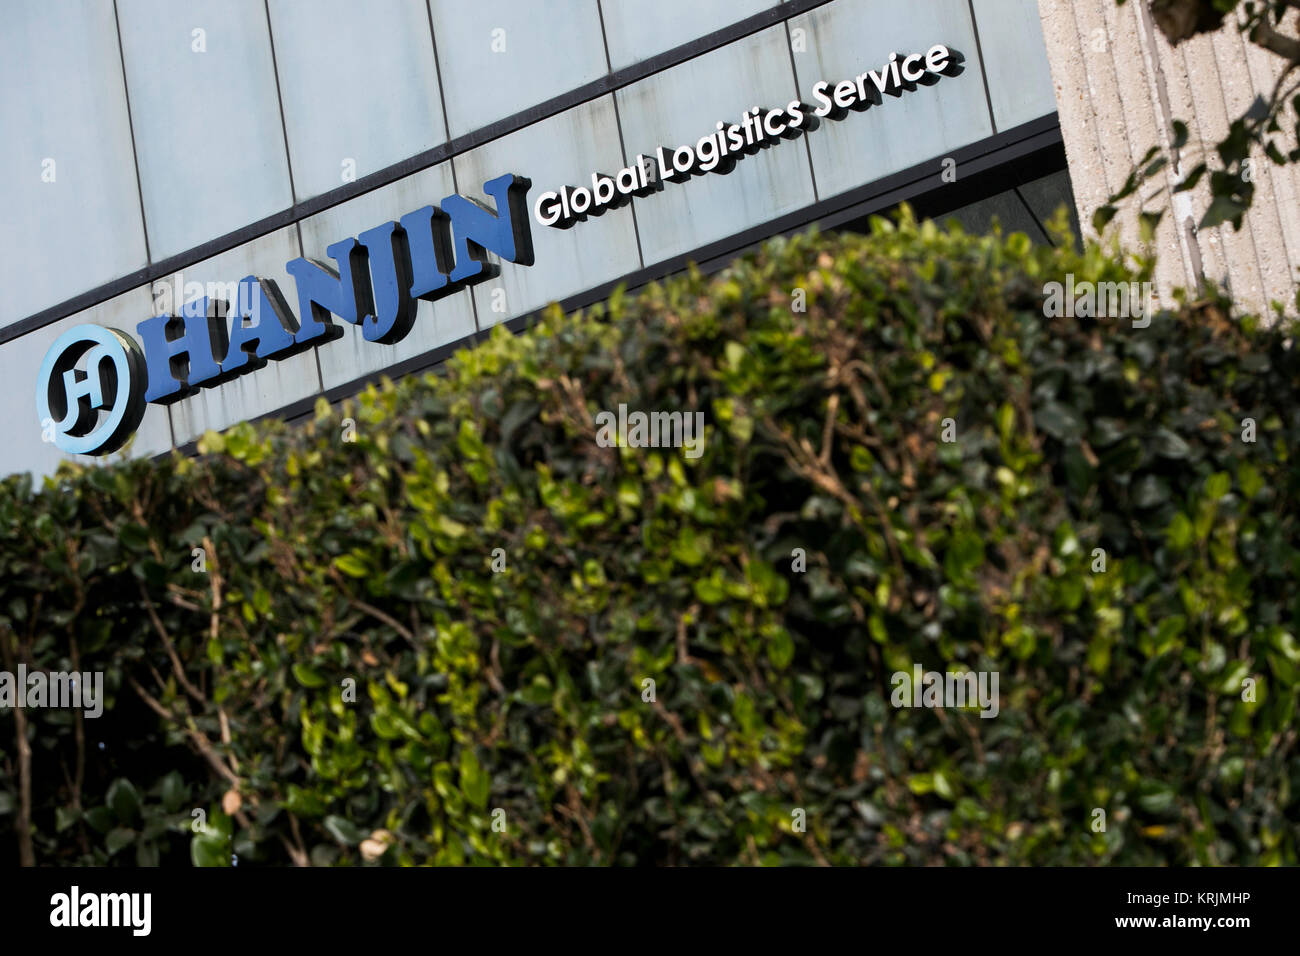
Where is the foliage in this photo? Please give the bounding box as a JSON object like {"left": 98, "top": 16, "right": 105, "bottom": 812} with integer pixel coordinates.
{"left": 2, "top": 210, "right": 1299, "bottom": 866}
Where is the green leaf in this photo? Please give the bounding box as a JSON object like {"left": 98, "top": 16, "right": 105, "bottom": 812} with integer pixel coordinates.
{"left": 434, "top": 514, "right": 468, "bottom": 538}
{"left": 1204, "top": 471, "right": 1231, "bottom": 501}
{"left": 106, "top": 778, "right": 141, "bottom": 824}
{"left": 1238, "top": 461, "right": 1263, "bottom": 499}
{"left": 694, "top": 573, "right": 726, "bottom": 604}
{"left": 1138, "top": 788, "right": 1176, "bottom": 815}
{"left": 191, "top": 834, "right": 231, "bottom": 867}
{"left": 292, "top": 663, "right": 327, "bottom": 688}
{"left": 136, "top": 841, "right": 160, "bottom": 867}
{"left": 83, "top": 806, "right": 113, "bottom": 834}
{"left": 55, "top": 806, "right": 80, "bottom": 832}
{"left": 459, "top": 749, "right": 490, "bottom": 809}
{"left": 766, "top": 628, "right": 795, "bottom": 670}
{"left": 1132, "top": 474, "right": 1170, "bottom": 508}
{"left": 334, "top": 554, "right": 369, "bottom": 578}
{"left": 1036, "top": 402, "right": 1083, "bottom": 441}
{"left": 160, "top": 771, "right": 187, "bottom": 812}
{"left": 324, "top": 815, "right": 364, "bottom": 846}
{"left": 118, "top": 524, "right": 150, "bottom": 552}
{"left": 106, "top": 827, "right": 137, "bottom": 855}
{"left": 1152, "top": 428, "right": 1191, "bottom": 460}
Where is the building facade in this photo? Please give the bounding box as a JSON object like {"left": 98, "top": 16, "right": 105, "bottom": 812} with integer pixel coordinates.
{"left": 5, "top": 0, "right": 1074, "bottom": 479}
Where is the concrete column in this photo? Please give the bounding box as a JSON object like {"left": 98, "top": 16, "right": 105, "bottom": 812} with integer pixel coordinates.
{"left": 1037, "top": 0, "right": 1300, "bottom": 319}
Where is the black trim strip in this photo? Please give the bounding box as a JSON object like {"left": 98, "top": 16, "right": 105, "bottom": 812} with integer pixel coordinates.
{"left": 166, "top": 113, "right": 1064, "bottom": 459}
{"left": 2, "top": 0, "right": 838, "bottom": 347}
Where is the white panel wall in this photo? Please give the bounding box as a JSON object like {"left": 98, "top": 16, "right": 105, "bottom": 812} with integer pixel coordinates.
{"left": 428, "top": 0, "right": 608, "bottom": 137}
{"left": 787, "top": 0, "right": 994, "bottom": 200}
{"left": 601, "top": 0, "right": 780, "bottom": 70}
{"left": 117, "top": 0, "right": 293, "bottom": 259}
{"left": 268, "top": 0, "right": 448, "bottom": 202}
{"left": 972, "top": 0, "right": 1058, "bottom": 131}
{"left": 0, "top": 0, "right": 148, "bottom": 328}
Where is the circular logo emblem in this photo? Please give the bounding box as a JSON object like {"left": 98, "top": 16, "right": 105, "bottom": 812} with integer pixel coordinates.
{"left": 36, "top": 325, "right": 147, "bottom": 456}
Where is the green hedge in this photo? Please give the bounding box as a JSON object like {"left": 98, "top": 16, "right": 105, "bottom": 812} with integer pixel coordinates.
{"left": 2, "top": 210, "right": 1298, "bottom": 866}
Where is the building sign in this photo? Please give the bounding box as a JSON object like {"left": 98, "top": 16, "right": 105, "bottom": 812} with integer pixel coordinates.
{"left": 36, "top": 325, "right": 147, "bottom": 456}
{"left": 36, "top": 174, "right": 533, "bottom": 455}
{"left": 37, "top": 43, "right": 960, "bottom": 457}
{"left": 533, "top": 44, "right": 959, "bottom": 229}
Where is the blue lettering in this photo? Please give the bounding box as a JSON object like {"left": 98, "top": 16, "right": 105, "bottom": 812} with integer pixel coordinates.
{"left": 443, "top": 173, "right": 534, "bottom": 283}
{"left": 284, "top": 237, "right": 370, "bottom": 345}
{"left": 135, "top": 297, "right": 226, "bottom": 403}
{"left": 222, "top": 276, "right": 300, "bottom": 374}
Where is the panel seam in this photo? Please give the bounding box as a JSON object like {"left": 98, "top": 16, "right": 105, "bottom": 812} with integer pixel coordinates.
{"left": 964, "top": 0, "right": 999, "bottom": 134}
{"left": 783, "top": 17, "right": 820, "bottom": 203}
{"left": 262, "top": 0, "right": 325, "bottom": 399}
{"left": 426, "top": 0, "right": 484, "bottom": 336}
{"left": 596, "top": 0, "right": 647, "bottom": 270}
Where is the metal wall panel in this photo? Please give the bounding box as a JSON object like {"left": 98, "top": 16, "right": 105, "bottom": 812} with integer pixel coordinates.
{"left": 427, "top": 0, "right": 608, "bottom": 138}
{"left": 615, "top": 24, "right": 814, "bottom": 266}
{"left": 600, "top": 0, "right": 779, "bottom": 70}
{"left": 117, "top": 0, "right": 294, "bottom": 259}
{"left": 0, "top": 0, "right": 149, "bottom": 328}
{"left": 453, "top": 96, "right": 642, "bottom": 326}
{"left": 302, "top": 163, "right": 478, "bottom": 390}
{"left": 167, "top": 226, "right": 322, "bottom": 446}
{"left": 1, "top": 288, "right": 173, "bottom": 481}
{"left": 971, "top": 0, "right": 1057, "bottom": 131}
{"left": 787, "top": 0, "right": 994, "bottom": 200}
{"left": 267, "top": 0, "right": 448, "bottom": 203}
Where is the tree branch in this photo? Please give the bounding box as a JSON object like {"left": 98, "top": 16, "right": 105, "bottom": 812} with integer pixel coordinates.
{"left": 139, "top": 585, "right": 207, "bottom": 705}
{"left": 346, "top": 597, "right": 419, "bottom": 648}
{"left": 128, "top": 676, "right": 239, "bottom": 789}
{"left": 1, "top": 629, "right": 35, "bottom": 867}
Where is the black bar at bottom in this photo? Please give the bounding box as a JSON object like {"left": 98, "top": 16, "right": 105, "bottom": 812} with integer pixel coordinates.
{"left": 6, "top": 863, "right": 1278, "bottom": 944}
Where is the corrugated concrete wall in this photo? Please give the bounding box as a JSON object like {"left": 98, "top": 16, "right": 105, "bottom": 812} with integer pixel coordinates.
{"left": 1038, "top": 0, "right": 1300, "bottom": 318}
